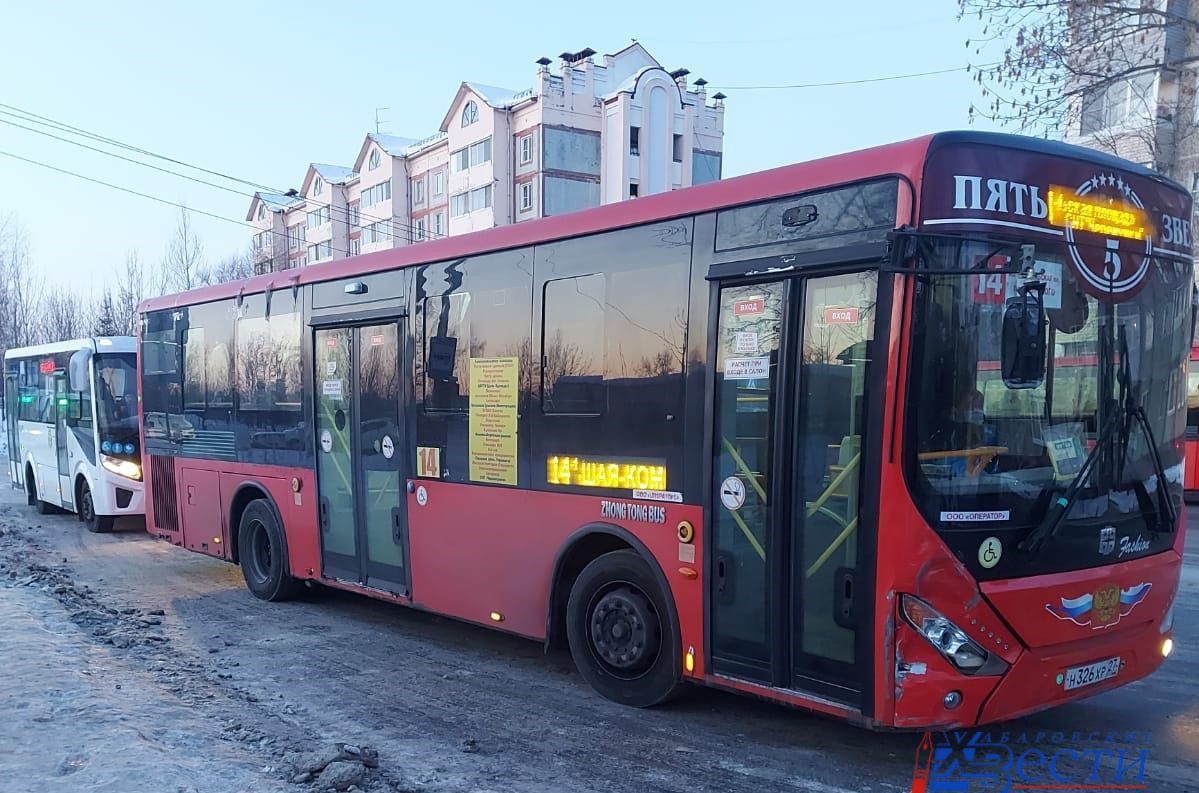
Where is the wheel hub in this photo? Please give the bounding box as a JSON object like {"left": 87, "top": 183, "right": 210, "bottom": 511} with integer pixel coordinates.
{"left": 589, "top": 587, "right": 657, "bottom": 673}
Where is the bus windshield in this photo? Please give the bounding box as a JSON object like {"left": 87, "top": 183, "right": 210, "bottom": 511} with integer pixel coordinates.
{"left": 94, "top": 353, "right": 139, "bottom": 443}
{"left": 907, "top": 237, "right": 1192, "bottom": 564}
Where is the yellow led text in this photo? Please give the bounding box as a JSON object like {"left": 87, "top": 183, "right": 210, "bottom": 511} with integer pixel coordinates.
{"left": 546, "top": 456, "right": 667, "bottom": 490}
{"left": 1047, "top": 187, "right": 1150, "bottom": 242}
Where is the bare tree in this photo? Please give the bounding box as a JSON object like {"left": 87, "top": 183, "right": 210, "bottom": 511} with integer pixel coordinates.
{"left": 959, "top": 0, "right": 1198, "bottom": 176}
{"left": 93, "top": 290, "right": 120, "bottom": 337}
{"left": 39, "top": 292, "right": 90, "bottom": 342}
{"left": 0, "top": 213, "right": 42, "bottom": 354}
{"left": 114, "top": 249, "right": 149, "bottom": 336}
{"left": 163, "top": 207, "right": 205, "bottom": 292}
{"left": 202, "top": 248, "right": 254, "bottom": 285}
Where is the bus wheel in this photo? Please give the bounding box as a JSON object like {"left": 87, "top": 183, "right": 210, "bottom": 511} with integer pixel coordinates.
{"left": 78, "top": 483, "right": 113, "bottom": 533}
{"left": 237, "top": 500, "right": 301, "bottom": 602}
{"left": 566, "top": 549, "right": 682, "bottom": 708}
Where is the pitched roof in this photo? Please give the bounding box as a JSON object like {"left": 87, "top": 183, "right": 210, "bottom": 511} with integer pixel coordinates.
{"left": 439, "top": 82, "right": 536, "bottom": 130}
{"left": 246, "top": 191, "right": 303, "bottom": 220}
{"left": 368, "top": 133, "right": 420, "bottom": 156}
{"left": 311, "top": 163, "right": 358, "bottom": 184}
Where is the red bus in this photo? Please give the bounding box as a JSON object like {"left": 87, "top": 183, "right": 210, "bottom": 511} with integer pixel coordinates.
{"left": 137, "top": 131, "right": 1189, "bottom": 729}
{"left": 1187, "top": 344, "right": 1199, "bottom": 497}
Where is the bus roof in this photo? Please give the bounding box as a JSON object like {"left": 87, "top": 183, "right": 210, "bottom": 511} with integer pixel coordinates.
{"left": 139, "top": 130, "right": 1188, "bottom": 314}
{"left": 3, "top": 336, "right": 136, "bottom": 360}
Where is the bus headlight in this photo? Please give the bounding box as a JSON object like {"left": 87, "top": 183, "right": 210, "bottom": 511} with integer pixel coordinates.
{"left": 901, "top": 595, "right": 1007, "bottom": 675}
{"left": 102, "top": 455, "right": 141, "bottom": 481}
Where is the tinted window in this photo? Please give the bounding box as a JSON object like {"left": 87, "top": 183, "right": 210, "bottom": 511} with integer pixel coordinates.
{"left": 179, "top": 300, "right": 237, "bottom": 459}
{"left": 143, "top": 309, "right": 183, "bottom": 450}
{"left": 236, "top": 290, "right": 306, "bottom": 465}
{"left": 715, "top": 178, "right": 897, "bottom": 253}
{"left": 416, "top": 249, "right": 533, "bottom": 485}
{"left": 533, "top": 219, "right": 693, "bottom": 494}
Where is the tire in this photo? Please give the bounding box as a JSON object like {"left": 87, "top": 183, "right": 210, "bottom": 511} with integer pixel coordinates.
{"left": 237, "top": 499, "right": 301, "bottom": 602}
{"left": 25, "top": 471, "right": 37, "bottom": 507}
{"left": 78, "top": 482, "right": 113, "bottom": 533}
{"left": 566, "top": 549, "right": 682, "bottom": 708}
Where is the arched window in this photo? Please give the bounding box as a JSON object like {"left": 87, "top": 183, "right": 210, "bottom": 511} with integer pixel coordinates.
{"left": 257, "top": 204, "right": 266, "bottom": 220}
{"left": 313, "top": 176, "right": 324, "bottom": 196}
{"left": 461, "top": 100, "right": 479, "bottom": 127}
{"left": 369, "top": 149, "right": 381, "bottom": 170}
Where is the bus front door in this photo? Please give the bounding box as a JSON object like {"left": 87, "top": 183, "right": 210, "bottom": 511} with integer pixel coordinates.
{"left": 53, "top": 373, "right": 72, "bottom": 509}
{"left": 709, "top": 271, "right": 878, "bottom": 707}
{"left": 313, "top": 324, "right": 409, "bottom": 596}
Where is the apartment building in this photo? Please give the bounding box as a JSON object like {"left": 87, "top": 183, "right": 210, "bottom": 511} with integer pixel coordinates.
{"left": 1063, "top": 1, "right": 1198, "bottom": 185}
{"left": 247, "top": 43, "right": 726, "bottom": 273}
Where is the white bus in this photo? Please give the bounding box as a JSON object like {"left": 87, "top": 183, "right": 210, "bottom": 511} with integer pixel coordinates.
{"left": 3, "top": 337, "right": 144, "bottom": 532}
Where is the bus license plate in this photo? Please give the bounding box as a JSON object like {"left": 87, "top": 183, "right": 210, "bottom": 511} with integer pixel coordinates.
{"left": 1063, "top": 657, "right": 1121, "bottom": 691}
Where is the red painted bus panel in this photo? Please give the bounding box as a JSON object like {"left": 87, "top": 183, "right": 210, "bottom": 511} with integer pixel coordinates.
{"left": 892, "top": 620, "right": 998, "bottom": 728}
{"left": 977, "top": 617, "right": 1168, "bottom": 724}
{"left": 179, "top": 468, "right": 226, "bottom": 558}
{"left": 406, "top": 480, "right": 706, "bottom": 670}
{"left": 980, "top": 551, "right": 1181, "bottom": 649}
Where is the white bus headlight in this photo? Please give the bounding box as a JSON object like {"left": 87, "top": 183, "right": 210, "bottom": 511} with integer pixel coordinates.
{"left": 901, "top": 595, "right": 1007, "bottom": 675}
{"left": 102, "top": 455, "right": 141, "bottom": 481}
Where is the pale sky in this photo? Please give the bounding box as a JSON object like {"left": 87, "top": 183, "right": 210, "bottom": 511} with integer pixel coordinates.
{"left": 0, "top": 0, "right": 995, "bottom": 294}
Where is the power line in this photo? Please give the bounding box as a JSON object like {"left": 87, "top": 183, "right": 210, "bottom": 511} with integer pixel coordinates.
{"left": 710, "top": 64, "right": 996, "bottom": 91}
{"left": 0, "top": 147, "right": 354, "bottom": 258}
{"left": 0, "top": 101, "right": 442, "bottom": 243}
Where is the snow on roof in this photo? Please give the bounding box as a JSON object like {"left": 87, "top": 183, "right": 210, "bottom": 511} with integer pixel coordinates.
{"left": 368, "top": 133, "right": 420, "bottom": 156}
{"left": 311, "top": 163, "right": 358, "bottom": 184}
{"left": 403, "top": 131, "right": 448, "bottom": 156}
{"left": 257, "top": 191, "right": 303, "bottom": 212}
{"left": 464, "top": 82, "right": 535, "bottom": 109}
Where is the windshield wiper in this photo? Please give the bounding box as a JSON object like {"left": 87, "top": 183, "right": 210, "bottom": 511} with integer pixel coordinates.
{"left": 1018, "top": 408, "right": 1121, "bottom": 557}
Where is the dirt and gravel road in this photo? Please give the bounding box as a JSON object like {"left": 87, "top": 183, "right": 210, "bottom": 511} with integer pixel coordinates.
{"left": 1, "top": 481, "right": 1197, "bottom": 792}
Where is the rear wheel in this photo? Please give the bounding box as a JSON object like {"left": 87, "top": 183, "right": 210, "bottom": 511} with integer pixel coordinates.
{"left": 237, "top": 499, "right": 301, "bottom": 602}
{"left": 566, "top": 549, "right": 682, "bottom": 707}
{"left": 78, "top": 482, "right": 113, "bottom": 533}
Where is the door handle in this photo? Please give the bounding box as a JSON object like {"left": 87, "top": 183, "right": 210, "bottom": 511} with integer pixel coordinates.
{"left": 834, "top": 567, "right": 855, "bottom": 628}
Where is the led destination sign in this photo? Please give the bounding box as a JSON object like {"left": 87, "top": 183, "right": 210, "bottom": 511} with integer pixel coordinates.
{"left": 547, "top": 455, "right": 667, "bottom": 490}
{"left": 1047, "top": 187, "right": 1151, "bottom": 241}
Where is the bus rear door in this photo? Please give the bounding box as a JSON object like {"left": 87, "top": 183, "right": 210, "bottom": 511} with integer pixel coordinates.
{"left": 313, "top": 321, "right": 410, "bottom": 596}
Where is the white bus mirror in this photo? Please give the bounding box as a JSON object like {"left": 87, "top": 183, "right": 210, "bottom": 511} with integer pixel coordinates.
{"left": 68, "top": 348, "right": 92, "bottom": 393}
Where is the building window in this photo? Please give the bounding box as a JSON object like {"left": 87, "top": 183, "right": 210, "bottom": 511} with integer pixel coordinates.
{"left": 1079, "top": 72, "right": 1156, "bottom": 135}
{"left": 287, "top": 225, "right": 304, "bottom": 251}
{"left": 519, "top": 182, "right": 533, "bottom": 211}
{"left": 1191, "top": 172, "right": 1199, "bottom": 194}
{"left": 432, "top": 171, "right": 445, "bottom": 196}
{"left": 306, "top": 206, "right": 330, "bottom": 230}
{"left": 450, "top": 185, "right": 492, "bottom": 217}
{"left": 257, "top": 204, "right": 266, "bottom": 220}
{"left": 308, "top": 241, "right": 332, "bottom": 263}
{"left": 432, "top": 212, "right": 444, "bottom": 237}
{"left": 361, "top": 181, "right": 392, "bottom": 208}
{"left": 254, "top": 230, "right": 272, "bottom": 250}
{"left": 461, "top": 100, "right": 479, "bottom": 127}
{"left": 348, "top": 202, "right": 360, "bottom": 226}
{"left": 369, "top": 149, "right": 381, "bottom": 170}
{"left": 415, "top": 218, "right": 426, "bottom": 241}
{"left": 313, "top": 176, "right": 324, "bottom": 196}
{"left": 451, "top": 137, "right": 492, "bottom": 171}
{"left": 518, "top": 133, "right": 533, "bottom": 165}
{"left": 629, "top": 182, "right": 639, "bottom": 198}
{"left": 350, "top": 237, "right": 361, "bottom": 256}
{"left": 672, "top": 134, "right": 683, "bottom": 163}
{"left": 364, "top": 220, "right": 392, "bottom": 244}
{"left": 412, "top": 177, "right": 426, "bottom": 205}
{"left": 630, "top": 126, "right": 640, "bottom": 156}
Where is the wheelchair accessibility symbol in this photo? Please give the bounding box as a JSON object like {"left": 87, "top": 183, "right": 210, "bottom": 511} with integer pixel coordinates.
{"left": 978, "top": 536, "right": 1002, "bottom": 569}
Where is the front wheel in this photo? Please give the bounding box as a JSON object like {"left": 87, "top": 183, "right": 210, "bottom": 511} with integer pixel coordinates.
{"left": 79, "top": 483, "right": 114, "bottom": 533}
{"left": 237, "top": 499, "right": 301, "bottom": 602}
{"left": 566, "top": 549, "right": 682, "bottom": 708}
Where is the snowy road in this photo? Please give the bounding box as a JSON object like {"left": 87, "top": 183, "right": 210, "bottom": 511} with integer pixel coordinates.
{"left": 0, "top": 482, "right": 1197, "bottom": 792}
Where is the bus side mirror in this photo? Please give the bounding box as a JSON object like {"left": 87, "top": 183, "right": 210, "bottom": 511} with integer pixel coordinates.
{"left": 1001, "top": 285, "right": 1047, "bottom": 389}
{"left": 68, "top": 348, "right": 92, "bottom": 394}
